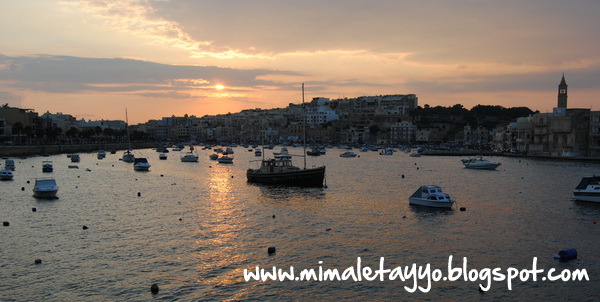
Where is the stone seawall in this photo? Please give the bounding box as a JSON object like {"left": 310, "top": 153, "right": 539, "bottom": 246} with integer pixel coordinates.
{"left": 0, "top": 143, "right": 155, "bottom": 157}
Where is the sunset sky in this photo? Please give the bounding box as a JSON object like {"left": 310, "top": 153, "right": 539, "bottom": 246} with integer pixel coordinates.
{"left": 1, "top": 0, "right": 599, "bottom": 124}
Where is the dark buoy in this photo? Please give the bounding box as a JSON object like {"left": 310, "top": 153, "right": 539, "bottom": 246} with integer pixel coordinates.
{"left": 460, "top": 207, "right": 466, "bottom": 211}
{"left": 137, "top": 192, "right": 141, "bottom": 197}
{"left": 231, "top": 175, "right": 234, "bottom": 178}
{"left": 160, "top": 174, "right": 164, "bottom": 177}
{"left": 267, "top": 246, "right": 276, "bottom": 255}
{"left": 21, "top": 187, "right": 25, "bottom": 191}
{"left": 554, "top": 248, "right": 577, "bottom": 261}
{"left": 34, "top": 259, "right": 42, "bottom": 264}
{"left": 325, "top": 228, "right": 332, "bottom": 231}
{"left": 32, "top": 207, "right": 37, "bottom": 212}
{"left": 416, "top": 167, "right": 419, "bottom": 170}
{"left": 150, "top": 283, "right": 159, "bottom": 294}
{"left": 272, "top": 215, "right": 276, "bottom": 219}
{"left": 83, "top": 225, "right": 88, "bottom": 230}
{"left": 27, "top": 180, "right": 30, "bottom": 184}
{"left": 402, "top": 215, "right": 407, "bottom": 219}
{"left": 3, "top": 221, "right": 9, "bottom": 226}
{"left": 401, "top": 175, "right": 405, "bottom": 178}
{"left": 179, "top": 218, "right": 182, "bottom": 221}
{"left": 77, "top": 176, "right": 80, "bottom": 178}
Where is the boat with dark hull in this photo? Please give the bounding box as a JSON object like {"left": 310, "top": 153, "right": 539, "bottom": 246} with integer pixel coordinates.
{"left": 247, "top": 83, "right": 325, "bottom": 188}
{"left": 247, "top": 158, "right": 325, "bottom": 187}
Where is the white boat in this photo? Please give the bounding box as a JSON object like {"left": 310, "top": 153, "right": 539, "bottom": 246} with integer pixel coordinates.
{"left": 573, "top": 176, "right": 600, "bottom": 203}
{"left": 339, "top": 151, "right": 357, "bottom": 157}
{"left": 70, "top": 154, "right": 80, "bottom": 162}
{"left": 133, "top": 158, "right": 151, "bottom": 171}
{"left": 181, "top": 152, "right": 199, "bottom": 162}
{"left": 4, "top": 159, "right": 15, "bottom": 171}
{"left": 42, "top": 161, "right": 53, "bottom": 172}
{"left": 97, "top": 150, "right": 106, "bottom": 159}
{"left": 33, "top": 178, "right": 58, "bottom": 198}
{"left": 0, "top": 169, "right": 14, "bottom": 180}
{"left": 172, "top": 147, "right": 182, "bottom": 151}
{"left": 159, "top": 154, "right": 167, "bottom": 160}
{"left": 209, "top": 153, "right": 218, "bottom": 160}
{"left": 217, "top": 155, "right": 234, "bottom": 164}
{"left": 461, "top": 156, "right": 501, "bottom": 170}
{"left": 409, "top": 185, "right": 455, "bottom": 208}
{"left": 274, "top": 147, "right": 291, "bottom": 159}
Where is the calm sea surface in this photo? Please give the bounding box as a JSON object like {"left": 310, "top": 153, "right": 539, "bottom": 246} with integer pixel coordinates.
{"left": 1, "top": 147, "right": 600, "bottom": 301}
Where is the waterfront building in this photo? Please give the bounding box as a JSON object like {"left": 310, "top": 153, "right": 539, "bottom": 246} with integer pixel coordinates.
{"left": 390, "top": 121, "right": 417, "bottom": 144}
{"left": 590, "top": 111, "right": 600, "bottom": 157}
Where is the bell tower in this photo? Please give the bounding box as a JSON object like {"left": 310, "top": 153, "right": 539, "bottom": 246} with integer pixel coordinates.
{"left": 557, "top": 73, "right": 568, "bottom": 108}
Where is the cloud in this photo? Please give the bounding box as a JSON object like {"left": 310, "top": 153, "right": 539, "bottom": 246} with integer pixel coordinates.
{"left": 0, "top": 54, "right": 300, "bottom": 97}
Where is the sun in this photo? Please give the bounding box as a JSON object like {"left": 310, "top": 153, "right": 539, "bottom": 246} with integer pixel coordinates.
{"left": 215, "top": 84, "right": 225, "bottom": 90}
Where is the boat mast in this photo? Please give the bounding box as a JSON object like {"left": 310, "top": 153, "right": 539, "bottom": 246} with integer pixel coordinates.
{"left": 302, "top": 83, "right": 307, "bottom": 170}
{"left": 125, "top": 108, "right": 131, "bottom": 152}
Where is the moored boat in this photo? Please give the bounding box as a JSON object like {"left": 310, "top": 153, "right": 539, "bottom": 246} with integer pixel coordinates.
{"left": 97, "top": 150, "right": 106, "bottom": 159}
{"left": 573, "top": 176, "right": 600, "bottom": 203}
{"left": 339, "top": 151, "right": 357, "bottom": 157}
{"left": 461, "top": 156, "right": 501, "bottom": 170}
{"left": 247, "top": 158, "right": 325, "bottom": 187}
{"left": 409, "top": 185, "right": 455, "bottom": 208}
{"left": 159, "top": 153, "right": 168, "bottom": 160}
{"left": 0, "top": 169, "right": 14, "bottom": 180}
{"left": 42, "top": 161, "right": 53, "bottom": 172}
{"left": 133, "top": 158, "right": 151, "bottom": 171}
{"left": 33, "top": 178, "right": 58, "bottom": 198}
{"left": 5, "top": 159, "right": 15, "bottom": 171}
{"left": 217, "top": 155, "right": 234, "bottom": 164}
{"left": 70, "top": 154, "right": 80, "bottom": 162}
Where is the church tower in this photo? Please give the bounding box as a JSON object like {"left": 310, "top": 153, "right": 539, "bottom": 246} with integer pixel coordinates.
{"left": 557, "top": 73, "right": 568, "bottom": 108}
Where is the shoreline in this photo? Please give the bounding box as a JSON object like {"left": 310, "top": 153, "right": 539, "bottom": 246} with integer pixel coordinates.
{"left": 0, "top": 142, "right": 155, "bottom": 157}
{"left": 420, "top": 150, "right": 600, "bottom": 162}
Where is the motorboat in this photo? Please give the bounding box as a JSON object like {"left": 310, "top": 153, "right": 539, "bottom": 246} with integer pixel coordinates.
{"left": 133, "top": 158, "right": 151, "bottom": 171}
{"left": 307, "top": 147, "right": 321, "bottom": 156}
{"left": 71, "top": 154, "right": 81, "bottom": 162}
{"left": 159, "top": 154, "right": 167, "bottom": 160}
{"left": 217, "top": 155, "right": 234, "bottom": 164}
{"left": 379, "top": 149, "right": 393, "bottom": 155}
{"left": 410, "top": 152, "right": 421, "bottom": 157}
{"left": 255, "top": 149, "right": 262, "bottom": 157}
{"left": 274, "top": 147, "right": 291, "bottom": 159}
{"left": 97, "top": 150, "right": 106, "bottom": 159}
{"left": 339, "top": 151, "right": 357, "bottom": 157}
{"left": 156, "top": 146, "right": 169, "bottom": 153}
{"left": 319, "top": 147, "right": 326, "bottom": 155}
{"left": 461, "top": 156, "right": 501, "bottom": 170}
{"left": 181, "top": 153, "right": 199, "bottom": 162}
{"left": 223, "top": 147, "right": 234, "bottom": 155}
{"left": 42, "top": 161, "right": 53, "bottom": 172}
{"left": 409, "top": 185, "right": 455, "bottom": 208}
{"left": 172, "top": 147, "right": 182, "bottom": 151}
{"left": 4, "top": 159, "right": 15, "bottom": 170}
{"left": 209, "top": 153, "right": 218, "bottom": 160}
{"left": 122, "top": 151, "right": 135, "bottom": 162}
{"left": 0, "top": 169, "right": 14, "bottom": 180}
{"left": 573, "top": 176, "right": 600, "bottom": 203}
{"left": 33, "top": 178, "right": 58, "bottom": 198}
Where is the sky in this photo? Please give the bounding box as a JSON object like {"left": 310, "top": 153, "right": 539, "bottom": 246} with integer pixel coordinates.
{"left": 1, "top": 0, "right": 599, "bottom": 124}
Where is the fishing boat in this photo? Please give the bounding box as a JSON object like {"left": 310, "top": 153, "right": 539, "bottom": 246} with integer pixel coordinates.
{"left": 42, "top": 161, "right": 53, "bottom": 172}
{"left": 159, "top": 154, "right": 167, "bottom": 160}
{"left": 247, "top": 84, "right": 325, "bottom": 187}
{"left": 33, "top": 178, "right": 58, "bottom": 198}
{"left": 0, "top": 169, "right": 13, "bottom": 180}
{"left": 133, "top": 158, "right": 151, "bottom": 171}
{"left": 409, "top": 185, "right": 455, "bottom": 208}
{"left": 273, "top": 147, "right": 292, "bottom": 159}
{"left": 573, "top": 176, "right": 600, "bottom": 203}
{"left": 461, "top": 156, "right": 501, "bottom": 170}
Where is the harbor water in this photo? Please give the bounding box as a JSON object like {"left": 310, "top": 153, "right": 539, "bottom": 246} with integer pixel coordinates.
{"left": 1, "top": 148, "right": 599, "bottom": 301}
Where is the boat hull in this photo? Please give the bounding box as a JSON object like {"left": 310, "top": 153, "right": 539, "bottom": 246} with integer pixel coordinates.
{"left": 247, "top": 166, "right": 325, "bottom": 187}
{"left": 573, "top": 192, "right": 600, "bottom": 203}
{"left": 134, "top": 165, "right": 150, "bottom": 171}
{"left": 409, "top": 197, "right": 454, "bottom": 208}
{"left": 463, "top": 163, "right": 500, "bottom": 170}
{"left": 33, "top": 190, "right": 58, "bottom": 198}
